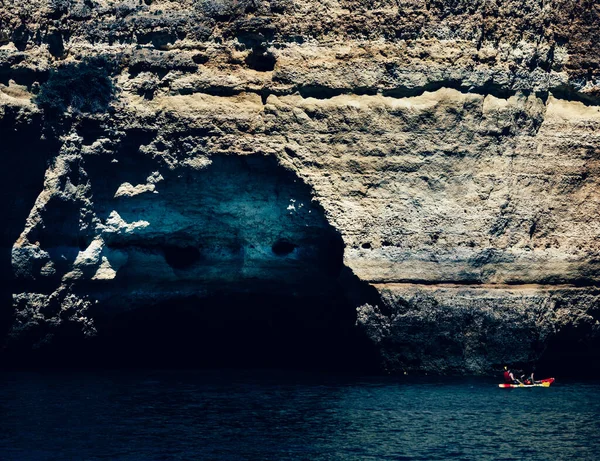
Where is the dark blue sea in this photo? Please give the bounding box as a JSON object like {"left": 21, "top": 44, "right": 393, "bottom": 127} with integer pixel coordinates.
{"left": 1, "top": 369, "right": 599, "bottom": 460}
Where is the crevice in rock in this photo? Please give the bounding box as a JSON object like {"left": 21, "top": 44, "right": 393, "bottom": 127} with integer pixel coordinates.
{"left": 46, "top": 30, "right": 65, "bottom": 58}
{"left": 175, "top": 85, "right": 246, "bottom": 98}
{"left": 168, "top": 80, "right": 600, "bottom": 109}
{"left": 548, "top": 84, "right": 600, "bottom": 107}
{"left": 163, "top": 245, "right": 202, "bottom": 269}
{"left": 137, "top": 31, "right": 179, "bottom": 50}
{"left": 77, "top": 117, "right": 106, "bottom": 145}
{"left": 381, "top": 80, "right": 518, "bottom": 101}
{"left": 367, "top": 278, "right": 485, "bottom": 286}
{"left": 271, "top": 239, "right": 296, "bottom": 256}
{"left": 260, "top": 89, "right": 269, "bottom": 105}
{"left": 295, "top": 86, "right": 378, "bottom": 99}
{"left": 11, "top": 24, "right": 30, "bottom": 52}
{"left": 244, "top": 46, "right": 276, "bottom": 72}
{"left": 0, "top": 67, "right": 49, "bottom": 91}
{"left": 505, "top": 279, "right": 600, "bottom": 288}
{"left": 127, "top": 56, "right": 198, "bottom": 78}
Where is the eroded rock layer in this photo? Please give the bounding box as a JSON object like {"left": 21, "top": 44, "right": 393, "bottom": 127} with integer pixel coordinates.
{"left": 1, "top": 0, "right": 599, "bottom": 374}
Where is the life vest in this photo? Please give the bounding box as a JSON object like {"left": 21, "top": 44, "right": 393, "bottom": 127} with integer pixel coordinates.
{"left": 503, "top": 370, "right": 512, "bottom": 383}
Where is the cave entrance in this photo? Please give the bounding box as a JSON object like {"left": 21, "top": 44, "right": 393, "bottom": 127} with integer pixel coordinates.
{"left": 89, "top": 290, "right": 373, "bottom": 370}
{"left": 77, "top": 154, "right": 378, "bottom": 371}
{"left": 536, "top": 324, "right": 600, "bottom": 378}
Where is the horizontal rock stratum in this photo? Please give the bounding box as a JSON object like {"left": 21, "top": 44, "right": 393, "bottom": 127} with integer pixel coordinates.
{"left": 1, "top": 0, "right": 599, "bottom": 375}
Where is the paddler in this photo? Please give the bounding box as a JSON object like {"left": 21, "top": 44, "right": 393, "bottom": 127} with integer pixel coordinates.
{"left": 523, "top": 366, "right": 537, "bottom": 385}
{"left": 503, "top": 366, "right": 521, "bottom": 384}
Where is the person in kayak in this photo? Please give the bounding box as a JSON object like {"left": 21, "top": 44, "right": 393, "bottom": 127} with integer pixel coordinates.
{"left": 503, "top": 366, "right": 521, "bottom": 384}
{"left": 523, "top": 366, "right": 537, "bottom": 385}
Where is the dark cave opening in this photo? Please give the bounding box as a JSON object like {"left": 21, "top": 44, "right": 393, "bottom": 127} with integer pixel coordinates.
{"left": 271, "top": 239, "right": 297, "bottom": 256}
{"left": 5, "top": 267, "right": 381, "bottom": 373}
{"left": 3, "top": 153, "right": 381, "bottom": 372}
{"left": 536, "top": 324, "right": 600, "bottom": 378}
{"left": 77, "top": 288, "right": 380, "bottom": 372}
{"left": 245, "top": 48, "right": 277, "bottom": 72}
{"left": 163, "top": 245, "right": 202, "bottom": 269}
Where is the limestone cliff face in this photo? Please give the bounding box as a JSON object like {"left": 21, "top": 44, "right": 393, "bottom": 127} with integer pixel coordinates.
{"left": 1, "top": 0, "right": 599, "bottom": 374}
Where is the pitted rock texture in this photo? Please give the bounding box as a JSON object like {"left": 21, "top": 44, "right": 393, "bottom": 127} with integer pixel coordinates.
{"left": 1, "top": 0, "right": 600, "bottom": 374}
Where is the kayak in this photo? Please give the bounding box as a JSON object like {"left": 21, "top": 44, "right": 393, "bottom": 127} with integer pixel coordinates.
{"left": 498, "top": 378, "right": 555, "bottom": 388}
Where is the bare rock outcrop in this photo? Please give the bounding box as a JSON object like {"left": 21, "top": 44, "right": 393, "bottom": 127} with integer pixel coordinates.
{"left": 1, "top": 0, "right": 599, "bottom": 374}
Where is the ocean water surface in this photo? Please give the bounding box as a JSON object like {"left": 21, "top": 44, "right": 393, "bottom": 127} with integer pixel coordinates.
{"left": 1, "top": 369, "right": 599, "bottom": 460}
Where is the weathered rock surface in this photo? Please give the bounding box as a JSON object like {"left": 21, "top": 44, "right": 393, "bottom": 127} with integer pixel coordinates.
{"left": 1, "top": 0, "right": 599, "bottom": 374}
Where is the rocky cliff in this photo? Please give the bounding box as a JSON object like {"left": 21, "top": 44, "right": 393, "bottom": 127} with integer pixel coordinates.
{"left": 1, "top": 0, "right": 599, "bottom": 375}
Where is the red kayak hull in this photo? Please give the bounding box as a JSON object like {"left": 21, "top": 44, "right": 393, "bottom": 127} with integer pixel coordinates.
{"left": 498, "top": 377, "right": 555, "bottom": 388}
